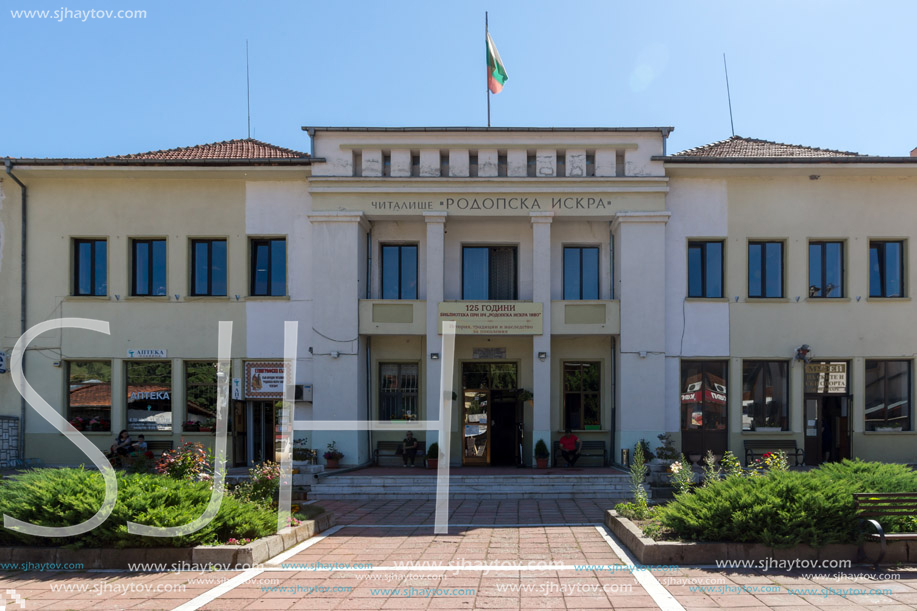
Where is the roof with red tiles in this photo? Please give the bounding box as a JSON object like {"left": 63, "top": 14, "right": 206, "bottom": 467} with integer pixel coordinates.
{"left": 114, "top": 138, "right": 309, "bottom": 160}
{"left": 671, "top": 135, "right": 861, "bottom": 158}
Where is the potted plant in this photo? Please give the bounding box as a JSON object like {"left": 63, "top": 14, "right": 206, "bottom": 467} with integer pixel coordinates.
{"left": 68, "top": 416, "right": 85, "bottom": 431}
{"left": 183, "top": 420, "right": 200, "bottom": 432}
{"left": 293, "top": 438, "right": 315, "bottom": 464}
{"left": 518, "top": 389, "right": 534, "bottom": 405}
{"left": 324, "top": 441, "right": 343, "bottom": 469}
{"left": 426, "top": 442, "right": 439, "bottom": 469}
{"left": 199, "top": 419, "right": 216, "bottom": 433}
{"left": 534, "top": 439, "right": 549, "bottom": 469}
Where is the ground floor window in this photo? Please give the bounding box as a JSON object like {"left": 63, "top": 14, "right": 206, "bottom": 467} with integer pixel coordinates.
{"left": 127, "top": 361, "right": 172, "bottom": 431}
{"left": 67, "top": 361, "right": 112, "bottom": 431}
{"left": 185, "top": 362, "right": 219, "bottom": 431}
{"left": 379, "top": 363, "right": 419, "bottom": 421}
{"left": 865, "top": 360, "right": 911, "bottom": 431}
{"left": 563, "top": 362, "right": 600, "bottom": 430}
{"left": 742, "top": 361, "right": 788, "bottom": 431}
{"left": 681, "top": 361, "right": 728, "bottom": 431}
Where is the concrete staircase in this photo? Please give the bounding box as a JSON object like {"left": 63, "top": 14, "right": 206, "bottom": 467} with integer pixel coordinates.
{"left": 307, "top": 473, "right": 633, "bottom": 501}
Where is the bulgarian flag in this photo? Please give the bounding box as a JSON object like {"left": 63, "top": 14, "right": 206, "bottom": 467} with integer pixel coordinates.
{"left": 486, "top": 32, "right": 508, "bottom": 94}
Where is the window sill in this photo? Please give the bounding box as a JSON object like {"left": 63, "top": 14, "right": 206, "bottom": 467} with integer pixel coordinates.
{"left": 742, "top": 430, "right": 793, "bottom": 434}
{"left": 246, "top": 295, "right": 291, "bottom": 301}
{"left": 866, "top": 297, "right": 911, "bottom": 302}
{"left": 863, "top": 430, "right": 913, "bottom": 434}
{"left": 804, "top": 297, "right": 851, "bottom": 302}
{"left": 685, "top": 297, "right": 728, "bottom": 303}
{"left": 184, "top": 296, "right": 231, "bottom": 301}
{"left": 745, "top": 298, "right": 790, "bottom": 303}
{"left": 76, "top": 431, "right": 113, "bottom": 435}
{"left": 123, "top": 296, "right": 170, "bottom": 301}
{"left": 556, "top": 429, "right": 609, "bottom": 433}
{"left": 65, "top": 295, "right": 109, "bottom": 301}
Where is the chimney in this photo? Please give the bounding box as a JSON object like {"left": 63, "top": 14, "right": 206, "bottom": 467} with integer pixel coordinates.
{"left": 911, "top": 147, "right": 917, "bottom": 158}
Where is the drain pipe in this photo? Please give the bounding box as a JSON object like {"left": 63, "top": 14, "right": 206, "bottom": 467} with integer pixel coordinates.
{"left": 5, "top": 161, "right": 27, "bottom": 461}
{"left": 365, "top": 225, "right": 373, "bottom": 464}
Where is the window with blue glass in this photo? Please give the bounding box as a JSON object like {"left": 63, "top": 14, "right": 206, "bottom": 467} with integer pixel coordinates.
{"left": 869, "top": 241, "right": 904, "bottom": 298}
{"left": 250, "top": 238, "right": 286, "bottom": 296}
{"left": 73, "top": 238, "right": 107, "bottom": 296}
{"left": 381, "top": 245, "right": 418, "bottom": 299}
{"left": 131, "top": 239, "right": 167, "bottom": 296}
{"left": 462, "top": 246, "right": 516, "bottom": 300}
{"left": 190, "top": 239, "right": 227, "bottom": 296}
{"left": 809, "top": 241, "right": 844, "bottom": 298}
{"left": 563, "top": 246, "right": 599, "bottom": 300}
{"left": 687, "top": 241, "right": 723, "bottom": 298}
{"left": 748, "top": 241, "right": 784, "bottom": 298}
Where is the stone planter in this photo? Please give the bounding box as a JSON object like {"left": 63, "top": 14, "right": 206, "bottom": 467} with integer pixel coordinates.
{"left": 648, "top": 459, "right": 673, "bottom": 485}
{"left": 535, "top": 457, "right": 549, "bottom": 469}
{"left": 325, "top": 457, "right": 340, "bottom": 469}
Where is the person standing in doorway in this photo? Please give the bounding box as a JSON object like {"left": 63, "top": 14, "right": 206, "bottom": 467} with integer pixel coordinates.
{"left": 559, "top": 428, "right": 582, "bottom": 467}
{"left": 402, "top": 431, "right": 419, "bottom": 467}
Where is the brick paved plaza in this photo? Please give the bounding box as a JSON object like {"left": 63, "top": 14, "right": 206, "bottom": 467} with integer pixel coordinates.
{"left": 0, "top": 499, "right": 915, "bottom": 610}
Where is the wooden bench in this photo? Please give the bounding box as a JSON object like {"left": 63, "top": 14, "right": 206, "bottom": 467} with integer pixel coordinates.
{"left": 855, "top": 492, "right": 917, "bottom": 568}
{"left": 552, "top": 440, "right": 607, "bottom": 467}
{"left": 374, "top": 441, "right": 427, "bottom": 467}
{"left": 743, "top": 439, "right": 804, "bottom": 466}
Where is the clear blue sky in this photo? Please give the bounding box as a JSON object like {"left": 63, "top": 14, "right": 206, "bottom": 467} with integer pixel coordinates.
{"left": 2, "top": 0, "right": 915, "bottom": 158}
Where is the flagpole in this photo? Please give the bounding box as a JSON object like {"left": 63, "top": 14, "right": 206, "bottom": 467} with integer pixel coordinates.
{"left": 486, "top": 11, "right": 490, "bottom": 128}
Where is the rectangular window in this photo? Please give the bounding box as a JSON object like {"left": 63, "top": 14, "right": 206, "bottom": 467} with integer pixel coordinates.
{"left": 870, "top": 240, "right": 905, "bottom": 298}
{"left": 556, "top": 151, "right": 565, "bottom": 177}
{"left": 742, "top": 361, "right": 788, "bottom": 431}
{"left": 585, "top": 152, "right": 595, "bottom": 177}
{"left": 126, "top": 361, "right": 172, "bottom": 431}
{"left": 382, "top": 153, "right": 391, "bottom": 177}
{"left": 497, "top": 153, "right": 507, "bottom": 177}
{"left": 185, "top": 362, "right": 218, "bottom": 431}
{"left": 469, "top": 153, "right": 478, "bottom": 177}
{"left": 865, "top": 360, "right": 911, "bottom": 431}
{"left": 748, "top": 241, "right": 784, "bottom": 298}
{"left": 526, "top": 152, "right": 536, "bottom": 177}
{"left": 563, "top": 246, "right": 600, "bottom": 300}
{"left": 440, "top": 151, "right": 449, "bottom": 177}
{"left": 67, "top": 361, "right": 112, "bottom": 431}
{"left": 809, "top": 241, "right": 844, "bottom": 298}
{"left": 131, "top": 239, "right": 167, "bottom": 296}
{"left": 381, "top": 245, "right": 418, "bottom": 299}
{"left": 410, "top": 153, "right": 420, "bottom": 177}
{"left": 681, "top": 361, "right": 728, "bottom": 431}
{"left": 73, "top": 239, "right": 107, "bottom": 296}
{"left": 687, "top": 241, "right": 724, "bottom": 298}
{"left": 250, "top": 238, "right": 286, "bottom": 296}
{"left": 380, "top": 363, "right": 419, "bottom": 420}
{"left": 462, "top": 246, "right": 517, "bottom": 300}
{"left": 190, "top": 239, "right": 227, "bottom": 296}
{"left": 563, "top": 362, "right": 600, "bottom": 430}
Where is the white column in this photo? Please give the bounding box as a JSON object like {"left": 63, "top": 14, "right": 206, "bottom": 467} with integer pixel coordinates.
{"left": 612, "top": 211, "right": 671, "bottom": 458}
{"left": 308, "top": 212, "right": 368, "bottom": 465}
{"left": 424, "top": 213, "right": 447, "bottom": 455}
{"left": 531, "top": 212, "right": 553, "bottom": 465}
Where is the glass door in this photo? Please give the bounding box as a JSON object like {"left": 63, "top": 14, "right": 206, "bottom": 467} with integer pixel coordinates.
{"left": 248, "top": 401, "right": 277, "bottom": 465}
{"left": 463, "top": 390, "right": 490, "bottom": 464}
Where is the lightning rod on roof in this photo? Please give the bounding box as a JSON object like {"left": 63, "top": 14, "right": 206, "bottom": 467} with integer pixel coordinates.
{"left": 246, "top": 40, "right": 251, "bottom": 139}
{"left": 723, "top": 53, "right": 735, "bottom": 137}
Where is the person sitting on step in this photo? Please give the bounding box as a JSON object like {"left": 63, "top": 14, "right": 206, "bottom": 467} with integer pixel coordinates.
{"left": 402, "top": 431, "right": 419, "bottom": 467}
{"left": 559, "top": 428, "right": 582, "bottom": 467}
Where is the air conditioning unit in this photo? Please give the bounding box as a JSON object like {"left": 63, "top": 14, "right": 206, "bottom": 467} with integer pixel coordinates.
{"left": 294, "top": 384, "right": 313, "bottom": 402}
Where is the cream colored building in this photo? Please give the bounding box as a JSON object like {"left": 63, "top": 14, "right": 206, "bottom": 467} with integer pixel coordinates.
{"left": 1, "top": 130, "right": 915, "bottom": 468}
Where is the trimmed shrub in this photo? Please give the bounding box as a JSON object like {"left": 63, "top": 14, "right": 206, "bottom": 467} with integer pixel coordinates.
{"left": 656, "top": 459, "right": 917, "bottom": 547}
{"left": 0, "top": 468, "right": 276, "bottom": 548}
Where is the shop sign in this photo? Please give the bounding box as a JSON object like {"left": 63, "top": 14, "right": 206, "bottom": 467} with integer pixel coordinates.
{"left": 439, "top": 302, "right": 543, "bottom": 335}
{"left": 245, "top": 362, "right": 291, "bottom": 399}
{"left": 126, "top": 349, "right": 167, "bottom": 358}
{"left": 804, "top": 362, "right": 847, "bottom": 394}
{"left": 232, "top": 378, "right": 242, "bottom": 401}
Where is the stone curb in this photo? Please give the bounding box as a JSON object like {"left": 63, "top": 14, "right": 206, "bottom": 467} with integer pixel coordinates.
{"left": 0, "top": 511, "right": 336, "bottom": 570}
{"left": 605, "top": 510, "right": 912, "bottom": 566}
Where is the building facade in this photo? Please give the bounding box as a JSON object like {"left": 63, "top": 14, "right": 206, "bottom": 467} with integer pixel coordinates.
{"left": 1, "top": 130, "right": 915, "bottom": 467}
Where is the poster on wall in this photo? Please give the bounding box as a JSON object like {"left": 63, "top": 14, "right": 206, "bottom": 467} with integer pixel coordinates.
{"left": 244, "top": 362, "right": 291, "bottom": 399}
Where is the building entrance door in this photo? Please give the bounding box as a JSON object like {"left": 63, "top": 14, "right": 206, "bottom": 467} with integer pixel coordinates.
{"left": 247, "top": 400, "right": 278, "bottom": 466}
{"left": 461, "top": 362, "right": 518, "bottom": 466}
{"left": 804, "top": 396, "right": 851, "bottom": 465}
{"left": 803, "top": 361, "right": 851, "bottom": 465}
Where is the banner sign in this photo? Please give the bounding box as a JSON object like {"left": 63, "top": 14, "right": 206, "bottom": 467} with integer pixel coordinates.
{"left": 245, "top": 362, "right": 291, "bottom": 399}
{"left": 126, "top": 349, "right": 167, "bottom": 358}
{"left": 438, "top": 302, "right": 543, "bottom": 335}
{"left": 804, "top": 362, "right": 848, "bottom": 395}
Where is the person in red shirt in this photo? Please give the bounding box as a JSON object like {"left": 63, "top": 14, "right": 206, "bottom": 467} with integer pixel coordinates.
{"left": 558, "top": 428, "right": 582, "bottom": 467}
